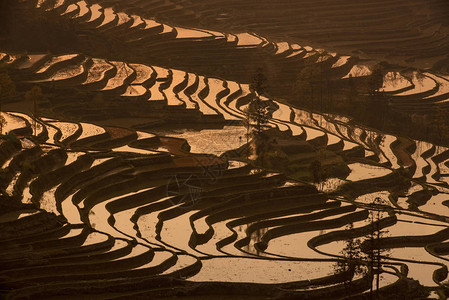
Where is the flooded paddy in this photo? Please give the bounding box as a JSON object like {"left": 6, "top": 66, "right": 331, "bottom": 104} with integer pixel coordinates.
{"left": 3, "top": 1, "right": 449, "bottom": 298}
{"left": 4, "top": 97, "right": 449, "bottom": 298}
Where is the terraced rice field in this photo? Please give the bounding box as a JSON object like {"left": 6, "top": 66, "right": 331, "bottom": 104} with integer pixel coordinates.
{"left": 8, "top": 0, "right": 449, "bottom": 117}
{"left": 2, "top": 97, "right": 449, "bottom": 298}
{"left": 89, "top": 0, "right": 449, "bottom": 70}
{"left": 2, "top": 0, "right": 449, "bottom": 299}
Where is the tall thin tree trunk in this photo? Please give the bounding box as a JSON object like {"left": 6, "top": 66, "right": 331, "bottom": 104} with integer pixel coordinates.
{"left": 376, "top": 210, "right": 381, "bottom": 296}
{"left": 33, "top": 98, "right": 38, "bottom": 135}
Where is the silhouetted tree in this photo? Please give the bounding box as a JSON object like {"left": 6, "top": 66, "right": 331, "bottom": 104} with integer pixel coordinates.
{"left": 433, "top": 106, "right": 449, "bottom": 144}
{"left": 309, "top": 160, "right": 322, "bottom": 183}
{"left": 244, "top": 97, "right": 272, "bottom": 167}
{"left": 293, "top": 55, "right": 330, "bottom": 109}
{"left": 365, "top": 196, "right": 390, "bottom": 299}
{"left": 250, "top": 67, "right": 268, "bottom": 96}
{"left": 25, "top": 86, "right": 44, "bottom": 135}
{"left": 293, "top": 65, "right": 320, "bottom": 107}
{"left": 368, "top": 64, "right": 384, "bottom": 98}
{"left": 248, "top": 97, "right": 270, "bottom": 135}
{"left": 335, "top": 222, "right": 364, "bottom": 298}
{"left": 243, "top": 70, "right": 273, "bottom": 167}
{"left": 366, "top": 64, "right": 388, "bottom": 126}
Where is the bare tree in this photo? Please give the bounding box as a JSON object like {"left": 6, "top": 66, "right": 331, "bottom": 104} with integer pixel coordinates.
{"left": 25, "top": 86, "right": 44, "bottom": 135}
{"left": 335, "top": 222, "right": 365, "bottom": 298}
{"left": 243, "top": 70, "right": 272, "bottom": 164}
{"left": 368, "top": 64, "right": 384, "bottom": 98}
{"left": 366, "top": 196, "right": 390, "bottom": 299}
